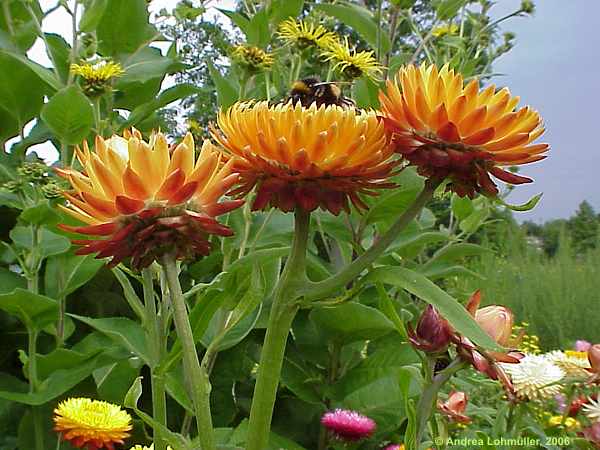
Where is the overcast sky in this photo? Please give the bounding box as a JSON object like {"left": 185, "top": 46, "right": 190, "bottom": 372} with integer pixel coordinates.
{"left": 26, "top": 0, "right": 598, "bottom": 222}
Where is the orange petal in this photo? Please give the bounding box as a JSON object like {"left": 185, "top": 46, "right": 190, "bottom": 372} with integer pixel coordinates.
{"left": 437, "top": 121, "right": 461, "bottom": 142}
{"left": 123, "top": 165, "right": 150, "bottom": 200}
{"left": 168, "top": 181, "right": 199, "bottom": 205}
{"left": 115, "top": 195, "right": 145, "bottom": 214}
{"left": 463, "top": 127, "right": 495, "bottom": 145}
{"left": 156, "top": 168, "right": 185, "bottom": 201}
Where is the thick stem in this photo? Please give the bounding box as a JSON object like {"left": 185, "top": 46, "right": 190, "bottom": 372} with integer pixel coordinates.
{"left": 142, "top": 268, "right": 168, "bottom": 450}
{"left": 246, "top": 209, "right": 311, "bottom": 450}
{"left": 162, "top": 257, "right": 215, "bottom": 450}
{"left": 414, "top": 359, "right": 465, "bottom": 449}
{"left": 29, "top": 328, "right": 44, "bottom": 450}
{"left": 302, "top": 180, "right": 439, "bottom": 301}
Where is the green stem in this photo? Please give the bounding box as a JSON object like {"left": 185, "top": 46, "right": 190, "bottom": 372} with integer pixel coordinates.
{"left": 161, "top": 257, "right": 215, "bottom": 450}
{"left": 414, "top": 359, "right": 465, "bottom": 449}
{"left": 28, "top": 321, "right": 43, "bottom": 450}
{"left": 56, "top": 295, "right": 66, "bottom": 347}
{"left": 142, "top": 268, "right": 168, "bottom": 450}
{"left": 302, "top": 180, "right": 439, "bottom": 301}
{"left": 246, "top": 209, "right": 311, "bottom": 450}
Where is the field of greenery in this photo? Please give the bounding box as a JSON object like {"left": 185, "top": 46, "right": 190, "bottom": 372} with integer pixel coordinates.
{"left": 0, "top": 0, "right": 599, "bottom": 450}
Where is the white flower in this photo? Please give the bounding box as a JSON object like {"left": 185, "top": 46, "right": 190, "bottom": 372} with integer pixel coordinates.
{"left": 545, "top": 350, "right": 591, "bottom": 379}
{"left": 583, "top": 397, "right": 600, "bottom": 422}
{"left": 500, "top": 354, "right": 564, "bottom": 400}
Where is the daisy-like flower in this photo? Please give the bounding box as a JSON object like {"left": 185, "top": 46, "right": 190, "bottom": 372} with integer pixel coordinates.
{"left": 583, "top": 397, "right": 600, "bottom": 422}
{"left": 211, "top": 101, "right": 396, "bottom": 215}
{"left": 321, "top": 408, "right": 376, "bottom": 441}
{"left": 278, "top": 18, "right": 338, "bottom": 50}
{"left": 548, "top": 415, "right": 579, "bottom": 430}
{"left": 546, "top": 350, "right": 591, "bottom": 379}
{"left": 379, "top": 63, "right": 549, "bottom": 197}
{"left": 54, "top": 398, "right": 132, "bottom": 450}
{"left": 57, "top": 129, "right": 242, "bottom": 269}
{"left": 320, "top": 37, "right": 383, "bottom": 81}
{"left": 500, "top": 354, "right": 565, "bottom": 400}
{"left": 230, "top": 45, "right": 274, "bottom": 73}
{"left": 431, "top": 23, "right": 459, "bottom": 38}
{"left": 71, "top": 61, "right": 125, "bottom": 97}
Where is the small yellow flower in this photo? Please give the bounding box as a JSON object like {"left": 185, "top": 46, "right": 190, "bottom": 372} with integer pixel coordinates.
{"left": 70, "top": 61, "right": 125, "bottom": 97}
{"left": 230, "top": 45, "right": 274, "bottom": 73}
{"left": 431, "top": 23, "right": 459, "bottom": 38}
{"left": 278, "top": 18, "right": 338, "bottom": 50}
{"left": 54, "top": 398, "right": 132, "bottom": 450}
{"left": 130, "top": 445, "right": 173, "bottom": 450}
{"left": 548, "top": 415, "right": 579, "bottom": 430}
{"left": 320, "top": 37, "right": 383, "bottom": 81}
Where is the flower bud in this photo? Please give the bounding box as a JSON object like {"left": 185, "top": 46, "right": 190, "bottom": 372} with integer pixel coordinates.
{"left": 474, "top": 305, "right": 514, "bottom": 347}
{"left": 437, "top": 391, "right": 471, "bottom": 424}
{"left": 588, "top": 344, "right": 600, "bottom": 373}
{"left": 408, "top": 305, "right": 452, "bottom": 353}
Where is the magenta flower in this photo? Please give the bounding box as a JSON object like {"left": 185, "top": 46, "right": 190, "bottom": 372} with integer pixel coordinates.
{"left": 321, "top": 409, "right": 376, "bottom": 441}
{"left": 575, "top": 340, "right": 592, "bottom": 352}
{"left": 383, "top": 445, "right": 403, "bottom": 450}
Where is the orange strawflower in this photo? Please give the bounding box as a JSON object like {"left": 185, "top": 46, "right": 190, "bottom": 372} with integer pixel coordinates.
{"left": 57, "top": 129, "right": 243, "bottom": 269}
{"left": 379, "top": 63, "right": 549, "bottom": 197}
{"left": 211, "top": 101, "right": 396, "bottom": 214}
{"left": 54, "top": 398, "right": 132, "bottom": 450}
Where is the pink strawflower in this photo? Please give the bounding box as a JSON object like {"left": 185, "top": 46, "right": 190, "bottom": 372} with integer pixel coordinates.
{"left": 383, "top": 445, "right": 403, "bottom": 450}
{"left": 575, "top": 340, "right": 592, "bottom": 352}
{"left": 321, "top": 409, "right": 376, "bottom": 441}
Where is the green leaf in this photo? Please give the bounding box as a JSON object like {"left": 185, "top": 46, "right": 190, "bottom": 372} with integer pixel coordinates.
{"left": 96, "top": 0, "right": 157, "bottom": 55}
{"left": 499, "top": 193, "right": 543, "bottom": 212}
{"left": 94, "top": 359, "right": 141, "bottom": 403}
{"left": 314, "top": 2, "right": 391, "bottom": 53}
{"left": 420, "top": 262, "right": 484, "bottom": 280}
{"left": 268, "top": 0, "right": 304, "bottom": 26}
{"left": 352, "top": 77, "right": 380, "bottom": 108}
{"left": 0, "top": 288, "right": 57, "bottom": 330}
{"left": 0, "top": 267, "right": 25, "bottom": 294}
{"left": 424, "top": 243, "right": 490, "bottom": 267}
{"left": 0, "top": 50, "right": 48, "bottom": 139}
{"left": 310, "top": 302, "right": 395, "bottom": 344}
{"left": 246, "top": 9, "right": 270, "bottom": 47}
{"left": 44, "top": 33, "right": 71, "bottom": 83}
{"left": 434, "top": 0, "right": 466, "bottom": 20}
{"left": 19, "top": 201, "right": 60, "bottom": 225}
{"left": 10, "top": 225, "right": 71, "bottom": 259}
{"left": 125, "top": 83, "right": 200, "bottom": 126}
{"left": 218, "top": 9, "right": 251, "bottom": 37}
{"left": 363, "top": 267, "right": 503, "bottom": 351}
{"left": 459, "top": 204, "right": 489, "bottom": 233}
{"left": 69, "top": 315, "right": 151, "bottom": 364}
{"left": 44, "top": 252, "right": 104, "bottom": 299}
{"left": 119, "top": 47, "right": 178, "bottom": 84}
{"left": 41, "top": 85, "right": 94, "bottom": 145}
{"left": 451, "top": 194, "right": 473, "bottom": 220}
{"left": 79, "top": 0, "right": 109, "bottom": 32}
{"left": 112, "top": 268, "right": 146, "bottom": 320}
{"left": 0, "top": 1, "right": 42, "bottom": 52}
{"left": 208, "top": 62, "right": 238, "bottom": 108}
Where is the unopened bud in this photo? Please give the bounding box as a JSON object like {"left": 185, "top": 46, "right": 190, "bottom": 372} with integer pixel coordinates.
{"left": 475, "top": 305, "right": 514, "bottom": 347}
{"left": 408, "top": 305, "right": 452, "bottom": 353}
{"left": 588, "top": 344, "right": 600, "bottom": 373}
{"left": 437, "top": 391, "right": 471, "bottom": 424}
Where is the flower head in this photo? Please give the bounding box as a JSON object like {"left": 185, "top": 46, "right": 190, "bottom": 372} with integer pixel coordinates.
{"left": 71, "top": 61, "right": 125, "bottom": 97}
{"left": 57, "top": 129, "right": 242, "bottom": 269}
{"left": 500, "top": 354, "right": 564, "bottom": 400}
{"left": 211, "top": 101, "right": 396, "bottom": 214}
{"left": 546, "top": 350, "right": 591, "bottom": 379}
{"left": 54, "top": 398, "right": 132, "bottom": 450}
{"left": 407, "top": 305, "right": 452, "bottom": 353}
{"left": 548, "top": 415, "right": 579, "bottom": 430}
{"left": 230, "top": 45, "right": 274, "bottom": 73}
{"left": 379, "top": 63, "right": 548, "bottom": 197}
{"left": 583, "top": 397, "right": 600, "bottom": 422}
{"left": 437, "top": 391, "right": 471, "bottom": 424}
{"left": 383, "top": 445, "right": 403, "bottom": 450}
{"left": 320, "top": 37, "right": 383, "bottom": 81}
{"left": 278, "top": 18, "right": 338, "bottom": 50}
{"left": 431, "top": 23, "right": 459, "bottom": 38}
{"left": 321, "top": 409, "right": 376, "bottom": 441}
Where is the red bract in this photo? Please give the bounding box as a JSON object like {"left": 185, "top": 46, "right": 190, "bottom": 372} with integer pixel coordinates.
{"left": 407, "top": 305, "right": 452, "bottom": 353}
{"left": 437, "top": 390, "right": 471, "bottom": 424}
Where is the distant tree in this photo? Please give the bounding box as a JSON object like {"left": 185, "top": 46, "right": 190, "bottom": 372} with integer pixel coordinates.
{"left": 568, "top": 201, "right": 599, "bottom": 254}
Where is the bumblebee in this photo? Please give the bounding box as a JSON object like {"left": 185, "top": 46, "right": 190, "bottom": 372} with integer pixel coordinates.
{"left": 288, "top": 77, "right": 355, "bottom": 108}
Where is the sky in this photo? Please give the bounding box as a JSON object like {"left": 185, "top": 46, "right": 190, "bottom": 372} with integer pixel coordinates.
{"left": 19, "top": 0, "right": 600, "bottom": 222}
